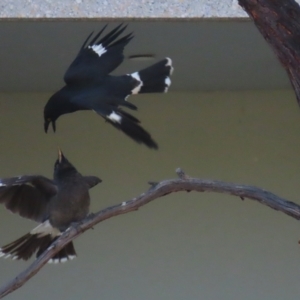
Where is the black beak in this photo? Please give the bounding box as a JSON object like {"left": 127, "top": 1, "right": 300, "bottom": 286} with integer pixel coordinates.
{"left": 52, "top": 121, "right": 56, "bottom": 132}
{"left": 44, "top": 120, "right": 56, "bottom": 133}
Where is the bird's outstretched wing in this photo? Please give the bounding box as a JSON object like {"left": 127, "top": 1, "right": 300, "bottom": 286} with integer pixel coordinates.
{"left": 64, "top": 24, "right": 133, "bottom": 86}
{"left": 0, "top": 176, "right": 57, "bottom": 222}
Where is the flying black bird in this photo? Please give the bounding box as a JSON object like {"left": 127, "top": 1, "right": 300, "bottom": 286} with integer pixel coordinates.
{"left": 0, "top": 149, "right": 101, "bottom": 263}
{"left": 44, "top": 24, "right": 174, "bottom": 149}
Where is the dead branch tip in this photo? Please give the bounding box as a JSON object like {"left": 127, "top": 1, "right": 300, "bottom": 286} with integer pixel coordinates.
{"left": 176, "top": 168, "right": 189, "bottom": 179}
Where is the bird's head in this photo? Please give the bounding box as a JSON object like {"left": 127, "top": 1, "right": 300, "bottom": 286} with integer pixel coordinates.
{"left": 54, "top": 148, "right": 77, "bottom": 180}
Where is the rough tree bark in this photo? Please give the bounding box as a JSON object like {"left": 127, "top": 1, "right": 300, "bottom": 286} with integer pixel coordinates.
{"left": 238, "top": 0, "right": 300, "bottom": 105}
{"left": 0, "top": 169, "right": 300, "bottom": 298}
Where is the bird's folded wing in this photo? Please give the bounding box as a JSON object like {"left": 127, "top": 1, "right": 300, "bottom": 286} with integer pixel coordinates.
{"left": 0, "top": 176, "right": 57, "bottom": 222}
{"left": 64, "top": 24, "right": 133, "bottom": 86}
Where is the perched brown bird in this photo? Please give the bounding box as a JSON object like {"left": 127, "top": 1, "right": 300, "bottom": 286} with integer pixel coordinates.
{"left": 0, "top": 149, "right": 101, "bottom": 263}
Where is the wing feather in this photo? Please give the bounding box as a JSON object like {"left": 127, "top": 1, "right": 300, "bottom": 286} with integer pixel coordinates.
{"left": 0, "top": 176, "right": 57, "bottom": 222}
{"left": 64, "top": 24, "right": 133, "bottom": 86}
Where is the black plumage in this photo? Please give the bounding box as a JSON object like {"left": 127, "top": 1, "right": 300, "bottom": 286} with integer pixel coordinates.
{"left": 44, "top": 24, "right": 174, "bottom": 149}
{"left": 0, "top": 149, "right": 101, "bottom": 263}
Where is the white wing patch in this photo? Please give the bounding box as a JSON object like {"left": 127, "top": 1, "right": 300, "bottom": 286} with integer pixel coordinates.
{"left": 108, "top": 111, "right": 122, "bottom": 124}
{"left": 30, "top": 220, "right": 61, "bottom": 238}
{"left": 88, "top": 44, "right": 107, "bottom": 57}
{"left": 130, "top": 72, "right": 143, "bottom": 94}
{"left": 165, "top": 57, "right": 174, "bottom": 75}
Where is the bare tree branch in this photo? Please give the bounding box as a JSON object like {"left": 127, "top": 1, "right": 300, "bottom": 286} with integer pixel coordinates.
{"left": 238, "top": 0, "right": 300, "bottom": 105}
{"left": 0, "top": 168, "right": 300, "bottom": 298}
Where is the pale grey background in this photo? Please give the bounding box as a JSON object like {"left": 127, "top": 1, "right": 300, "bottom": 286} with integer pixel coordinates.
{"left": 0, "top": 19, "right": 300, "bottom": 300}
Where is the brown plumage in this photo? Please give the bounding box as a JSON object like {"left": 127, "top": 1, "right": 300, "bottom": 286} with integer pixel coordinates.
{"left": 0, "top": 149, "right": 101, "bottom": 263}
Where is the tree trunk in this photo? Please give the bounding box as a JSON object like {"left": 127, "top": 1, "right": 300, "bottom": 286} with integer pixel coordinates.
{"left": 238, "top": 0, "right": 300, "bottom": 105}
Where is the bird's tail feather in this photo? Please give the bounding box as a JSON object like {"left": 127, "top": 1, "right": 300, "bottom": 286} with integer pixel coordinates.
{"left": 129, "top": 57, "right": 173, "bottom": 94}
{"left": 0, "top": 225, "right": 76, "bottom": 263}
